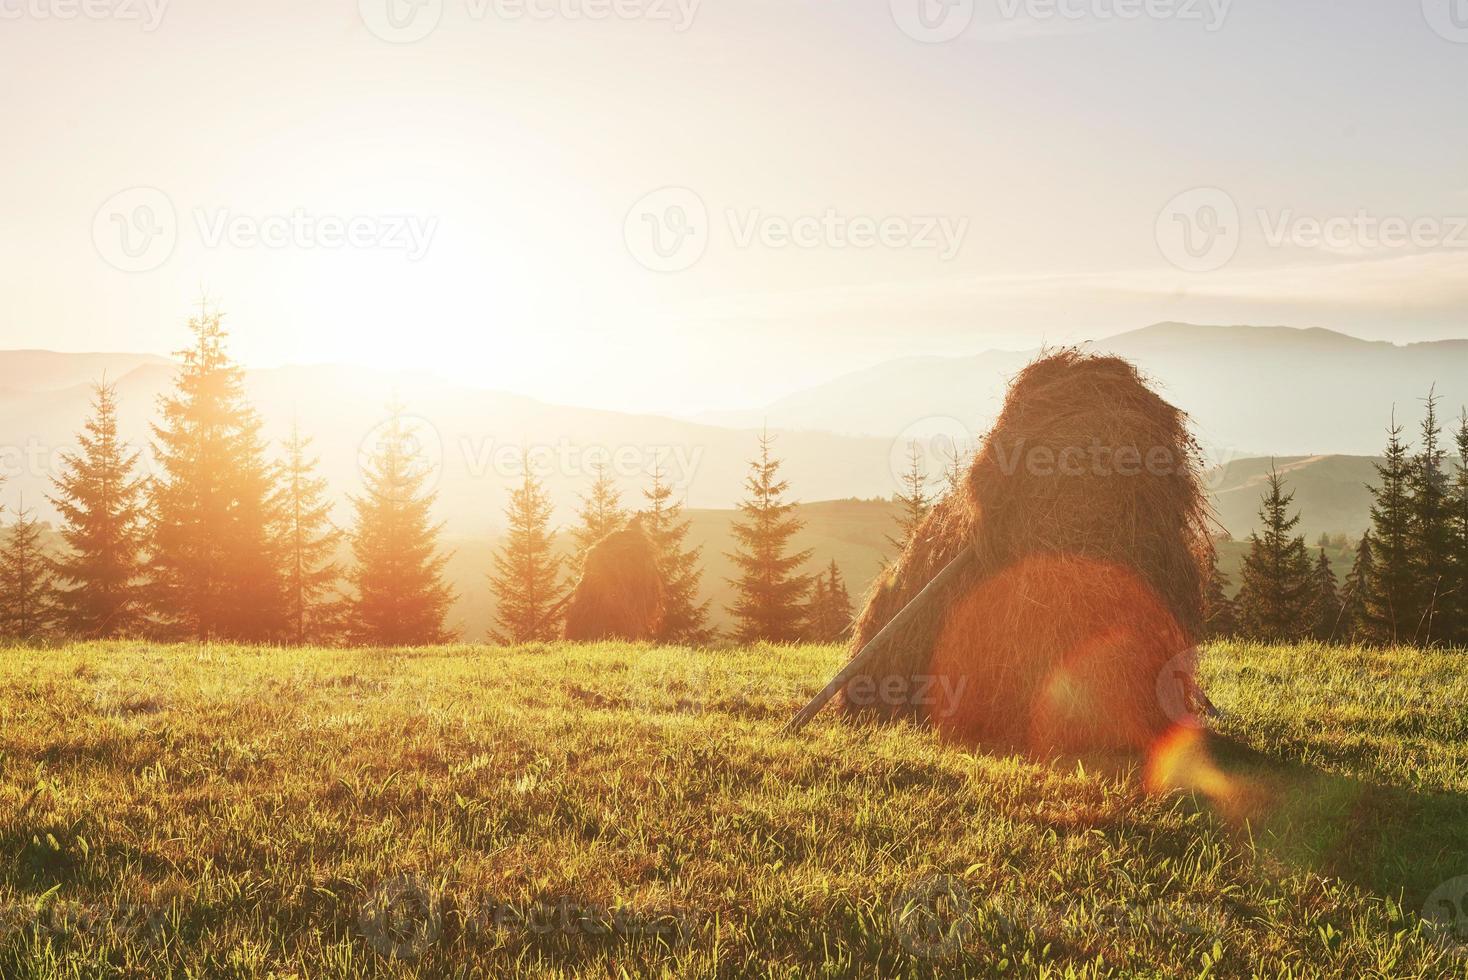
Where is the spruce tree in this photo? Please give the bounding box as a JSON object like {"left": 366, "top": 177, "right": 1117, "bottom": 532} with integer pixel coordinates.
{"left": 1362, "top": 416, "right": 1416, "bottom": 644}
{"left": 887, "top": 441, "right": 931, "bottom": 553}
{"left": 347, "top": 407, "right": 456, "bottom": 645}
{"left": 643, "top": 459, "right": 713, "bottom": 645}
{"left": 1408, "top": 391, "right": 1453, "bottom": 644}
{"left": 803, "top": 570, "right": 831, "bottom": 642}
{"left": 826, "top": 559, "right": 853, "bottom": 636}
{"left": 572, "top": 461, "right": 628, "bottom": 562}
{"left": 278, "top": 423, "right": 344, "bottom": 644}
{"left": 148, "top": 312, "right": 287, "bottom": 641}
{"left": 942, "top": 441, "right": 970, "bottom": 496}
{"left": 1235, "top": 470, "right": 1314, "bottom": 641}
{"left": 489, "top": 458, "right": 566, "bottom": 643}
{"left": 0, "top": 504, "right": 58, "bottom": 640}
{"left": 803, "top": 558, "right": 853, "bottom": 642}
{"left": 48, "top": 381, "right": 149, "bottom": 637}
{"left": 726, "top": 430, "right": 813, "bottom": 643}
{"left": 1310, "top": 548, "right": 1341, "bottom": 641}
{"left": 1202, "top": 547, "right": 1238, "bottom": 639}
{"left": 1340, "top": 533, "right": 1375, "bottom": 643}
{"left": 1451, "top": 412, "right": 1468, "bottom": 645}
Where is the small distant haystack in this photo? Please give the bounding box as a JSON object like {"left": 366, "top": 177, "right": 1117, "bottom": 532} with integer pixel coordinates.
{"left": 839, "top": 350, "right": 1211, "bottom": 755}
{"left": 562, "top": 516, "right": 666, "bottom": 642}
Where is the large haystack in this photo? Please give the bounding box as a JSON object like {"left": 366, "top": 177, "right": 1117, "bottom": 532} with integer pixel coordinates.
{"left": 562, "top": 517, "right": 666, "bottom": 642}
{"left": 840, "top": 350, "right": 1211, "bottom": 754}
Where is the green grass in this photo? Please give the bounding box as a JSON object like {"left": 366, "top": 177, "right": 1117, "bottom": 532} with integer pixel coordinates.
{"left": 1, "top": 640, "right": 1466, "bottom": 978}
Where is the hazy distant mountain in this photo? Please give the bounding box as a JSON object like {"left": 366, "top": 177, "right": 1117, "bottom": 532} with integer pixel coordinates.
{"left": 0, "top": 353, "right": 899, "bottom": 535}
{"left": 700, "top": 323, "right": 1468, "bottom": 459}
{"left": 0, "top": 350, "right": 170, "bottom": 393}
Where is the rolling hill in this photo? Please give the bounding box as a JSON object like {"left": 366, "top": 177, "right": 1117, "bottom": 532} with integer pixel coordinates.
{"left": 0, "top": 356, "right": 900, "bottom": 537}
{"left": 700, "top": 322, "right": 1468, "bottom": 461}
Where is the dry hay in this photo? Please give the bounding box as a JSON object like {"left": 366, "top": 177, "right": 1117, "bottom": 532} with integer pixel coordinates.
{"left": 562, "top": 517, "right": 666, "bottom": 642}
{"left": 839, "top": 349, "right": 1212, "bottom": 755}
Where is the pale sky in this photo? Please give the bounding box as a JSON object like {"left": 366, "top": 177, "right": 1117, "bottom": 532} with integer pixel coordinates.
{"left": 2, "top": 0, "right": 1466, "bottom": 413}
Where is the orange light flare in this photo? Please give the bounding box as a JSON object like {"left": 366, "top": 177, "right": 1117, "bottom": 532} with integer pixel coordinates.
{"left": 1145, "top": 725, "right": 1227, "bottom": 796}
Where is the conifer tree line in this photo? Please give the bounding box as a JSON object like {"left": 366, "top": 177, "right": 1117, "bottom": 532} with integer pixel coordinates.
{"left": 2, "top": 312, "right": 865, "bottom": 645}
{"left": 1209, "top": 389, "right": 1468, "bottom": 648}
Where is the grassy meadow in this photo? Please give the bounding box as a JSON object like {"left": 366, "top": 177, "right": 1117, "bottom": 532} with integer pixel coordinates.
{"left": 1, "top": 640, "right": 1467, "bottom": 978}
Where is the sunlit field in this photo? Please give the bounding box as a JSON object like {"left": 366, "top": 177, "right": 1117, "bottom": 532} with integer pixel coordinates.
{"left": 1, "top": 641, "right": 1466, "bottom": 978}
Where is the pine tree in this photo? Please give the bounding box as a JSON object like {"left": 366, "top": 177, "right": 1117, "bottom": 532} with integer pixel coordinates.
{"left": 803, "top": 570, "right": 830, "bottom": 641}
{"left": 942, "top": 441, "right": 970, "bottom": 496}
{"left": 726, "top": 430, "right": 813, "bottom": 643}
{"left": 1408, "top": 390, "right": 1453, "bottom": 644}
{"left": 1450, "top": 412, "right": 1468, "bottom": 645}
{"left": 803, "top": 559, "right": 853, "bottom": 642}
{"left": 1202, "top": 547, "right": 1238, "bottom": 639}
{"left": 278, "top": 423, "right": 344, "bottom": 644}
{"left": 1340, "top": 532, "right": 1375, "bottom": 643}
{"left": 826, "top": 559, "right": 853, "bottom": 636}
{"left": 1235, "top": 470, "right": 1314, "bottom": 641}
{"left": 48, "top": 381, "right": 149, "bottom": 637}
{"left": 1310, "top": 548, "right": 1341, "bottom": 641}
{"left": 887, "top": 441, "right": 931, "bottom": 553}
{"left": 0, "top": 504, "right": 58, "bottom": 640}
{"left": 572, "top": 461, "right": 628, "bottom": 562}
{"left": 347, "top": 407, "right": 456, "bottom": 645}
{"left": 1362, "top": 416, "right": 1416, "bottom": 644}
{"left": 643, "top": 459, "right": 713, "bottom": 645}
{"left": 489, "top": 458, "right": 566, "bottom": 643}
{"left": 148, "top": 312, "right": 287, "bottom": 640}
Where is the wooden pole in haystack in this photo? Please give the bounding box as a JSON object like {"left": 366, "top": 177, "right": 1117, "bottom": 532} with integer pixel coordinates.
{"left": 783, "top": 549, "right": 976, "bottom": 734}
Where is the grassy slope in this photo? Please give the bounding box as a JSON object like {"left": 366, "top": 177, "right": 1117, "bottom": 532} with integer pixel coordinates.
{"left": 0, "top": 642, "right": 1465, "bottom": 978}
